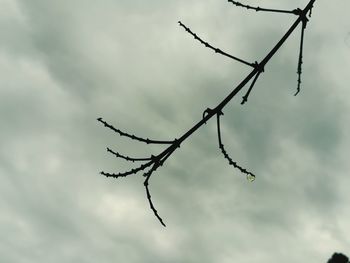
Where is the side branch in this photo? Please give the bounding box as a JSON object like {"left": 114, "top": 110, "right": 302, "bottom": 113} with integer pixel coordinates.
{"left": 227, "top": 0, "right": 297, "bottom": 15}
{"left": 142, "top": 146, "right": 177, "bottom": 226}
{"left": 178, "top": 21, "right": 255, "bottom": 68}
{"left": 97, "top": 118, "right": 174, "bottom": 144}
{"left": 107, "top": 147, "right": 153, "bottom": 162}
{"left": 216, "top": 113, "right": 256, "bottom": 181}
{"left": 100, "top": 161, "right": 153, "bottom": 179}
{"left": 144, "top": 167, "right": 166, "bottom": 227}
{"left": 294, "top": 19, "right": 308, "bottom": 96}
{"left": 241, "top": 62, "right": 264, "bottom": 105}
{"left": 241, "top": 71, "right": 261, "bottom": 104}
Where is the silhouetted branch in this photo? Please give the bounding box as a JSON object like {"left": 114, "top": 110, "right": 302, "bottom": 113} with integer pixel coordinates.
{"left": 107, "top": 147, "right": 153, "bottom": 162}
{"left": 142, "top": 146, "right": 177, "bottom": 226}
{"left": 294, "top": 18, "right": 308, "bottom": 96}
{"left": 178, "top": 21, "right": 255, "bottom": 68}
{"left": 144, "top": 164, "right": 166, "bottom": 226}
{"left": 241, "top": 62, "right": 264, "bottom": 104}
{"left": 241, "top": 71, "right": 261, "bottom": 104}
{"left": 97, "top": 118, "right": 174, "bottom": 144}
{"left": 99, "top": 0, "right": 316, "bottom": 226}
{"left": 227, "top": 0, "right": 298, "bottom": 15}
{"left": 100, "top": 161, "right": 153, "bottom": 179}
{"left": 216, "top": 113, "right": 256, "bottom": 181}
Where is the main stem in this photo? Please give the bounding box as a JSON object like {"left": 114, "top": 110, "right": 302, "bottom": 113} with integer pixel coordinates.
{"left": 156, "top": 0, "right": 315, "bottom": 165}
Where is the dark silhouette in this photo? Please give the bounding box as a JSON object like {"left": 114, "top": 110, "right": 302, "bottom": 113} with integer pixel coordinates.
{"left": 328, "top": 253, "right": 349, "bottom": 263}
{"left": 98, "top": 0, "right": 316, "bottom": 226}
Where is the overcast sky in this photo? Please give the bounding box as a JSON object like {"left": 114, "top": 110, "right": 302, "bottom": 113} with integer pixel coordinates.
{"left": 1, "top": 0, "right": 350, "bottom": 262}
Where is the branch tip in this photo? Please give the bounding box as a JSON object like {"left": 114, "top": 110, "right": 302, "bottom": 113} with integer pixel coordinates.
{"left": 216, "top": 114, "right": 256, "bottom": 178}
{"left": 144, "top": 171, "right": 166, "bottom": 227}
{"left": 178, "top": 21, "right": 254, "bottom": 67}
{"left": 228, "top": 0, "right": 296, "bottom": 15}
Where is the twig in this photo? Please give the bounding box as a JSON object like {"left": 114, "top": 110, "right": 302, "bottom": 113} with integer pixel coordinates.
{"left": 144, "top": 165, "right": 166, "bottom": 227}
{"left": 100, "top": 161, "right": 153, "bottom": 179}
{"left": 97, "top": 118, "right": 174, "bottom": 144}
{"left": 241, "top": 61, "right": 264, "bottom": 104}
{"left": 241, "top": 71, "right": 261, "bottom": 104}
{"left": 178, "top": 21, "right": 255, "bottom": 68}
{"left": 107, "top": 147, "right": 153, "bottom": 162}
{"left": 227, "top": 0, "right": 297, "bottom": 15}
{"left": 294, "top": 18, "right": 308, "bottom": 96}
{"left": 143, "top": 146, "right": 177, "bottom": 226}
{"left": 216, "top": 113, "right": 256, "bottom": 181}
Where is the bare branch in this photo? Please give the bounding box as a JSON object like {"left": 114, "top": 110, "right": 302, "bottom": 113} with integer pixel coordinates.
{"left": 107, "top": 147, "right": 153, "bottom": 162}
{"left": 100, "top": 161, "right": 153, "bottom": 179}
{"left": 294, "top": 18, "right": 308, "bottom": 96}
{"left": 241, "top": 62, "right": 264, "bottom": 104}
{"left": 144, "top": 165, "right": 166, "bottom": 227}
{"left": 227, "top": 0, "right": 297, "bottom": 15}
{"left": 97, "top": 118, "right": 175, "bottom": 144}
{"left": 216, "top": 113, "right": 256, "bottom": 181}
{"left": 98, "top": 0, "right": 316, "bottom": 226}
{"left": 241, "top": 71, "right": 261, "bottom": 104}
{"left": 178, "top": 21, "right": 255, "bottom": 68}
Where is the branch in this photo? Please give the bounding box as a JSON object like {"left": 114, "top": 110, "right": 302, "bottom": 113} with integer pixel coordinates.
{"left": 97, "top": 118, "right": 174, "bottom": 145}
{"left": 294, "top": 18, "right": 308, "bottom": 96}
{"left": 99, "top": 0, "right": 316, "bottom": 226}
{"left": 107, "top": 147, "right": 153, "bottom": 162}
{"left": 144, "top": 165, "right": 166, "bottom": 227}
{"left": 227, "top": 0, "right": 297, "bottom": 15}
{"left": 178, "top": 21, "right": 255, "bottom": 68}
{"left": 241, "top": 62, "right": 264, "bottom": 104}
{"left": 241, "top": 71, "right": 261, "bottom": 104}
{"left": 100, "top": 161, "right": 153, "bottom": 179}
{"left": 216, "top": 113, "right": 256, "bottom": 181}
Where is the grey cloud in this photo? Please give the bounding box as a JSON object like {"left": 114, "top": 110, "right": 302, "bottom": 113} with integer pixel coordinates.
{"left": 1, "top": 0, "right": 350, "bottom": 263}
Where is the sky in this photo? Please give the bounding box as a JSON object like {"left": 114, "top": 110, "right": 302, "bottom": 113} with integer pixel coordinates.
{"left": 1, "top": 0, "right": 350, "bottom": 262}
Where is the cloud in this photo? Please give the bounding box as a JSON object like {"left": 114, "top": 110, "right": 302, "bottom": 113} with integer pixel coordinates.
{"left": 1, "top": 0, "right": 350, "bottom": 262}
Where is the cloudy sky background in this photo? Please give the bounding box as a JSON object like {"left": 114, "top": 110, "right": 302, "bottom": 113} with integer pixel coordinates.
{"left": 1, "top": 0, "right": 350, "bottom": 262}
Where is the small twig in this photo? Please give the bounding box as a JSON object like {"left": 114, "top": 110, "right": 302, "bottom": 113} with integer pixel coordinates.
{"left": 309, "top": 4, "right": 314, "bottom": 17}
{"left": 178, "top": 21, "right": 255, "bottom": 68}
{"left": 97, "top": 118, "right": 174, "bottom": 144}
{"left": 144, "top": 165, "right": 166, "bottom": 227}
{"left": 227, "top": 0, "right": 297, "bottom": 15}
{"left": 241, "top": 71, "right": 261, "bottom": 104}
{"left": 216, "top": 113, "right": 256, "bottom": 181}
{"left": 294, "top": 18, "right": 308, "bottom": 96}
{"left": 107, "top": 147, "right": 153, "bottom": 162}
{"left": 100, "top": 161, "right": 153, "bottom": 179}
{"left": 144, "top": 145, "right": 178, "bottom": 226}
{"left": 241, "top": 62, "right": 264, "bottom": 104}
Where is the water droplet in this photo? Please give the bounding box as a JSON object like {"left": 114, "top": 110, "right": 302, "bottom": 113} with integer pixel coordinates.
{"left": 246, "top": 174, "right": 255, "bottom": 182}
